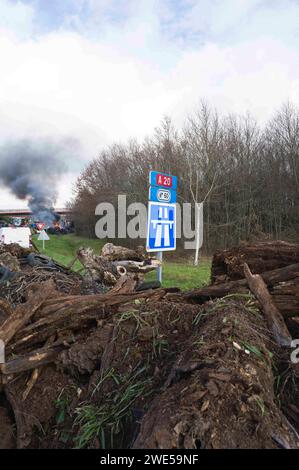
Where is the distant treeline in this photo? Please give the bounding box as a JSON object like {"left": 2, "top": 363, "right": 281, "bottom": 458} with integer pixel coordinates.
{"left": 71, "top": 101, "right": 299, "bottom": 252}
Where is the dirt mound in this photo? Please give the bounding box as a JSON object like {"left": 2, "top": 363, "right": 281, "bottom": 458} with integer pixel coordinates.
{"left": 4, "top": 365, "right": 75, "bottom": 448}
{"left": 0, "top": 243, "right": 31, "bottom": 258}
{"left": 0, "top": 241, "right": 298, "bottom": 449}
{"left": 134, "top": 300, "right": 297, "bottom": 449}
{"left": 2, "top": 296, "right": 298, "bottom": 449}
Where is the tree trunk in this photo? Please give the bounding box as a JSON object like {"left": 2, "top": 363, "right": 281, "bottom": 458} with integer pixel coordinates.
{"left": 1, "top": 345, "right": 66, "bottom": 375}
{"left": 243, "top": 263, "right": 292, "bottom": 347}
{"left": 183, "top": 263, "right": 299, "bottom": 320}
{"left": 212, "top": 241, "right": 299, "bottom": 283}
{"left": 0, "top": 280, "right": 56, "bottom": 346}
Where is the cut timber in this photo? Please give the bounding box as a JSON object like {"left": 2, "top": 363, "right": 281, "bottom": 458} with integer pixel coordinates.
{"left": 8, "top": 288, "right": 172, "bottom": 354}
{"left": 271, "top": 278, "right": 299, "bottom": 317}
{"left": 77, "top": 245, "right": 158, "bottom": 288}
{"left": 101, "top": 243, "right": 145, "bottom": 261}
{"left": 0, "top": 344, "right": 66, "bottom": 375}
{"left": 22, "top": 335, "right": 56, "bottom": 401}
{"left": 112, "top": 259, "right": 160, "bottom": 273}
{"left": 183, "top": 263, "right": 299, "bottom": 318}
{"left": 0, "top": 279, "right": 56, "bottom": 345}
{"left": 108, "top": 274, "right": 139, "bottom": 294}
{"left": 212, "top": 241, "right": 299, "bottom": 283}
{"left": 77, "top": 247, "right": 118, "bottom": 285}
{"left": 243, "top": 263, "right": 292, "bottom": 347}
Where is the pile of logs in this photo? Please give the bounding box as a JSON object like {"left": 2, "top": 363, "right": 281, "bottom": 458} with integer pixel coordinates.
{"left": 188, "top": 242, "right": 299, "bottom": 319}
{"left": 211, "top": 240, "right": 299, "bottom": 283}
{"left": 184, "top": 240, "right": 299, "bottom": 357}
{"left": 1, "top": 240, "right": 298, "bottom": 380}
{"left": 0, "top": 242, "right": 166, "bottom": 383}
{"left": 0, "top": 240, "right": 299, "bottom": 448}
{"left": 74, "top": 243, "right": 161, "bottom": 289}
{"left": 0, "top": 279, "right": 174, "bottom": 380}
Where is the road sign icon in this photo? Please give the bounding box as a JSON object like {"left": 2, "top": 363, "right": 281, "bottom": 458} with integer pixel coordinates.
{"left": 38, "top": 230, "right": 50, "bottom": 241}
{"left": 146, "top": 202, "right": 176, "bottom": 252}
{"left": 149, "top": 171, "right": 178, "bottom": 190}
{"left": 36, "top": 223, "right": 45, "bottom": 231}
{"left": 149, "top": 186, "right": 176, "bottom": 204}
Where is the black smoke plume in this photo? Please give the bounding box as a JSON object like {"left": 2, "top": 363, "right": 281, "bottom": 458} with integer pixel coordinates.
{"left": 0, "top": 138, "right": 73, "bottom": 225}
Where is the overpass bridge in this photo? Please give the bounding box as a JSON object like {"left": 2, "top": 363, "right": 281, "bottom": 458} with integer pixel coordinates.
{"left": 0, "top": 208, "right": 72, "bottom": 218}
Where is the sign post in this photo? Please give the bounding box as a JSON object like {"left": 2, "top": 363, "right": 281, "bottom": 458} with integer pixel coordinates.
{"left": 157, "top": 251, "right": 163, "bottom": 283}
{"left": 146, "top": 171, "right": 178, "bottom": 284}
{"left": 38, "top": 229, "right": 50, "bottom": 251}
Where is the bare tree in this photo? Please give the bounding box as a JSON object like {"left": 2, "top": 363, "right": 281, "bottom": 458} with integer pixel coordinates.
{"left": 71, "top": 101, "right": 299, "bottom": 252}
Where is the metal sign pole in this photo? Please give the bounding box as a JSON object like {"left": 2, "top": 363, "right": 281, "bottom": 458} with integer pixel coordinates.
{"left": 38, "top": 230, "right": 50, "bottom": 250}
{"left": 147, "top": 171, "right": 177, "bottom": 286}
{"left": 157, "top": 251, "right": 163, "bottom": 284}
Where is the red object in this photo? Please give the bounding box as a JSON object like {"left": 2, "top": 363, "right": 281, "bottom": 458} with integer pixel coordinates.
{"left": 36, "top": 223, "right": 45, "bottom": 231}
{"left": 155, "top": 173, "right": 173, "bottom": 188}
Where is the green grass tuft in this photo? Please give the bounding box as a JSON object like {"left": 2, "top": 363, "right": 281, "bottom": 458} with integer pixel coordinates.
{"left": 74, "top": 366, "right": 152, "bottom": 449}
{"left": 33, "top": 234, "right": 211, "bottom": 291}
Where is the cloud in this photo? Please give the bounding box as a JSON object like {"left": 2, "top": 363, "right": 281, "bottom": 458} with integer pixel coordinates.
{"left": 0, "top": 0, "right": 34, "bottom": 38}
{"left": 160, "top": 0, "right": 299, "bottom": 46}
{"left": 0, "top": 0, "right": 299, "bottom": 209}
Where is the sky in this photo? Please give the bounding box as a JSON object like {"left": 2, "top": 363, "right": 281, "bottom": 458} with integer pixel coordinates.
{"left": 0, "top": 0, "right": 299, "bottom": 209}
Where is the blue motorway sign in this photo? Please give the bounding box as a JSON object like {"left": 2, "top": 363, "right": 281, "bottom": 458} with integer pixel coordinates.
{"left": 149, "top": 186, "right": 177, "bottom": 204}
{"left": 146, "top": 202, "right": 176, "bottom": 252}
{"left": 149, "top": 171, "right": 178, "bottom": 190}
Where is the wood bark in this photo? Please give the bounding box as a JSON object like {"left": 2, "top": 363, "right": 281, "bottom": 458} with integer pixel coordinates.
{"left": 112, "top": 259, "right": 160, "bottom": 273}
{"left": 101, "top": 243, "right": 145, "bottom": 261}
{"left": 108, "top": 274, "right": 140, "bottom": 294}
{"left": 243, "top": 263, "right": 292, "bottom": 347}
{"left": 0, "top": 344, "right": 66, "bottom": 375}
{"left": 184, "top": 263, "right": 299, "bottom": 318}
{"left": 7, "top": 287, "right": 171, "bottom": 354}
{"left": 77, "top": 245, "right": 159, "bottom": 287}
{"left": 22, "top": 335, "right": 56, "bottom": 401}
{"left": 0, "top": 279, "right": 56, "bottom": 345}
{"left": 77, "top": 247, "right": 118, "bottom": 285}
{"left": 212, "top": 241, "right": 299, "bottom": 283}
